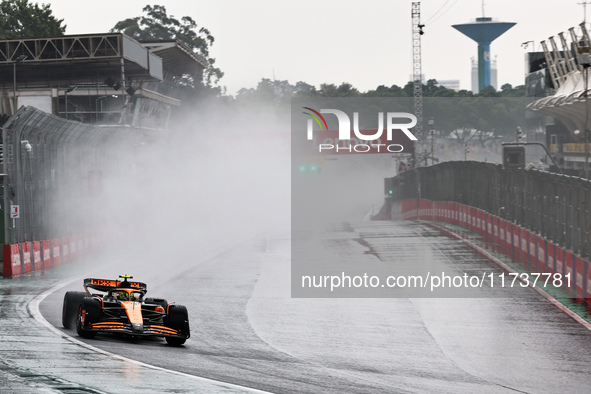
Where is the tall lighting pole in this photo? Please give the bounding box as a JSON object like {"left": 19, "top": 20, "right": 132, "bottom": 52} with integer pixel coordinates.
{"left": 12, "top": 55, "right": 27, "bottom": 115}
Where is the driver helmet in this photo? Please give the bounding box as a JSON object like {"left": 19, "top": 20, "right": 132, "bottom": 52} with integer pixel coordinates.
{"left": 117, "top": 291, "right": 129, "bottom": 301}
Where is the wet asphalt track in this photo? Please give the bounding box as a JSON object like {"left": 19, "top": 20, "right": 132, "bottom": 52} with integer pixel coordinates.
{"left": 16, "top": 221, "right": 591, "bottom": 392}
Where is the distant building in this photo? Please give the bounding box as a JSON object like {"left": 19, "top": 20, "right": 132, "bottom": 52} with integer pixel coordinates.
{"left": 408, "top": 74, "right": 460, "bottom": 91}
{"left": 438, "top": 80, "right": 460, "bottom": 91}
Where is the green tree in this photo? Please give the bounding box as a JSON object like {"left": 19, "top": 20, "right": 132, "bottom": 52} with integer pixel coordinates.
{"left": 293, "top": 81, "right": 317, "bottom": 97}
{"left": 365, "top": 84, "right": 405, "bottom": 97}
{"left": 0, "top": 0, "right": 65, "bottom": 38}
{"left": 318, "top": 82, "right": 359, "bottom": 97}
{"left": 111, "top": 5, "right": 222, "bottom": 88}
{"left": 477, "top": 85, "right": 499, "bottom": 97}
{"left": 235, "top": 78, "right": 296, "bottom": 105}
{"left": 499, "top": 83, "right": 526, "bottom": 97}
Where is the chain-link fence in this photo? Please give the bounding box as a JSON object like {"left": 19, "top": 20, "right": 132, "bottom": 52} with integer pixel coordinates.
{"left": 2, "top": 106, "right": 142, "bottom": 246}
{"left": 390, "top": 161, "right": 591, "bottom": 257}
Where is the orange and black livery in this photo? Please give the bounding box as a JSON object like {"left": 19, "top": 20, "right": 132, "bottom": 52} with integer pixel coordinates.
{"left": 62, "top": 275, "right": 190, "bottom": 346}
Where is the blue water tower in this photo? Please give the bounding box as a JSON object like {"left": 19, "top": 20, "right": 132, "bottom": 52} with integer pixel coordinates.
{"left": 453, "top": 17, "right": 516, "bottom": 92}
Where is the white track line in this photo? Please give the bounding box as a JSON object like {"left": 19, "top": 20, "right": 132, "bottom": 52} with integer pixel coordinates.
{"left": 28, "top": 280, "right": 272, "bottom": 394}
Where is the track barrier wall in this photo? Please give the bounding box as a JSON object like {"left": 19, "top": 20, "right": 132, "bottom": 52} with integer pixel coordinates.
{"left": 391, "top": 161, "right": 591, "bottom": 258}
{"left": 400, "top": 198, "right": 590, "bottom": 299}
{"left": 0, "top": 107, "right": 138, "bottom": 277}
{"left": 2, "top": 232, "right": 95, "bottom": 277}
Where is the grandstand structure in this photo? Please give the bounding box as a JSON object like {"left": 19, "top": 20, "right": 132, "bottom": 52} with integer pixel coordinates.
{"left": 0, "top": 33, "right": 207, "bottom": 131}
{"left": 527, "top": 23, "right": 591, "bottom": 177}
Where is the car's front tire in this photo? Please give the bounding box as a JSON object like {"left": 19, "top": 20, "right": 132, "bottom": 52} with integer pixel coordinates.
{"left": 62, "top": 291, "right": 86, "bottom": 329}
{"left": 76, "top": 297, "right": 101, "bottom": 339}
{"left": 165, "top": 304, "right": 189, "bottom": 346}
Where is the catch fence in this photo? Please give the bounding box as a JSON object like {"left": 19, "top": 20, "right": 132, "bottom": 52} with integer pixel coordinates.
{"left": 390, "top": 161, "right": 591, "bottom": 258}
{"left": 1, "top": 106, "right": 142, "bottom": 275}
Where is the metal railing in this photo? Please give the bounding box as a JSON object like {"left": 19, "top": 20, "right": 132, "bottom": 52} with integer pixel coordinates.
{"left": 390, "top": 161, "right": 591, "bottom": 257}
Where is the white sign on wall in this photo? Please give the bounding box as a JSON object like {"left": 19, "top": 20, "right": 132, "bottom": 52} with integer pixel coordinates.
{"left": 10, "top": 205, "right": 19, "bottom": 218}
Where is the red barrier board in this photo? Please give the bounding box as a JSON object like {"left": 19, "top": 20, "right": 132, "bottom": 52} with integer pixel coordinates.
{"left": 448, "top": 202, "right": 453, "bottom": 222}
{"left": 3, "top": 244, "right": 21, "bottom": 276}
{"left": 512, "top": 224, "right": 521, "bottom": 263}
{"left": 475, "top": 209, "right": 482, "bottom": 235}
{"left": 564, "top": 250, "right": 575, "bottom": 296}
{"left": 487, "top": 213, "right": 493, "bottom": 237}
{"left": 69, "top": 236, "right": 77, "bottom": 262}
{"left": 418, "top": 199, "right": 424, "bottom": 220}
{"left": 32, "top": 241, "right": 42, "bottom": 272}
{"left": 480, "top": 210, "right": 486, "bottom": 236}
{"left": 461, "top": 205, "right": 467, "bottom": 228}
{"left": 528, "top": 232, "right": 537, "bottom": 270}
{"left": 21, "top": 242, "right": 32, "bottom": 274}
{"left": 492, "top": 216, "right": 500, "bottom": 252}
{"left": 42, "top": 240, "right": 51, "bottom": 269}
{"left": 450, "top": 202, "right": 455, "bottom": 223}
{"left": 586, "top": 259, "right": 591, "bottom": 299}
{"left": 463, "top": 205, "right": 469, "bottom": 229}
{"left": 52, "top": 239, "right": 61, "bottom": 266}
{"left": 546, "top": 242, "right": 555, "bottom": 274}
{"left": 61, "top": 237, "right": 69, "bottom": 264}
{"left": 520, "top": 228, "right": 529, "bottom": 265}
{"left": 536, "top": 237, "right": 546, "bottom": 272}
{"left": 447, "top": 202, "right": 453, "bottom": 224}
{"left": 77, "top": 234, "right": 85, "bottom": 257}
{"left": 498, "top": 219, "right": 507, "bottom": 255}
{"left": 409, "top": 199, "right": 416, "bottom": 220}
{"left": 575, "top": 257, "right": 586, "bottom": 299}
{"left": 555, "top": 246, "right": 565, "bottom": 277}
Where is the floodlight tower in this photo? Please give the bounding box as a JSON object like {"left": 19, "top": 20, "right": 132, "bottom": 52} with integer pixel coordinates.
{"left": 411, "top": 2, "right": 424, "bottom": 167}
{"left": 452, "top": 5, "right": 515, "bottom": 92}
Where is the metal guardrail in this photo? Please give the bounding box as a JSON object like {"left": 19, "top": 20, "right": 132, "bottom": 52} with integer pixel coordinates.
{"left": 390, "top": 161, "right": 591, "bottom": 257}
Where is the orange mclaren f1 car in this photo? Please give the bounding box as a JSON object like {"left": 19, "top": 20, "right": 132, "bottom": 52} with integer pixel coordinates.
{"left": 62, "top": 275, "right": 190, "bottom": 346}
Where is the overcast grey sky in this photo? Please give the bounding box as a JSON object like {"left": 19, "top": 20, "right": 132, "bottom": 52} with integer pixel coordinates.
{"left": 47, "top": 0, "right": 585, "bottom": 94}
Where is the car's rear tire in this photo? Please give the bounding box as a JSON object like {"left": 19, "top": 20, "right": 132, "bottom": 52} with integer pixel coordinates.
{"left": 62, "top": 291, "right": 86, "bottom": 329}
{"left": 76, "top": 297, "right": 100, "bottom": 339}
{"left": 165, "top": 304, "right": 189, "bottom": 346}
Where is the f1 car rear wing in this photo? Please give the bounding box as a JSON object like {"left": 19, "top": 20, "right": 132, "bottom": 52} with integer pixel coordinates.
{"left": 84, "top": 278, "right": 148, "bottom": 293}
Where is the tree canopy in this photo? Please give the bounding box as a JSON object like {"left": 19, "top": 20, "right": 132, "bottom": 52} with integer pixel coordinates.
{"left": 111, "top": 4, "right": 222, "bottom": 88}
{"left": 0, "top": 0, "right": 65, "bottom": 38}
